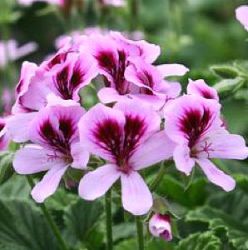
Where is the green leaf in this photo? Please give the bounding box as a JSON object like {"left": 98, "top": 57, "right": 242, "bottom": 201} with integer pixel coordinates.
{"left": 214, "top": 77, "right": 245, "bottom": 98}
{"left": 0, "top": 175, "right": 30, "bottom": 199}
{"left": 211, "top": 65, "right": 239, "bottom": 79}
{"left": 113, "top": 223, "right": 136, "bottom": 242}
{"left": 157, "top": 175, "right": 207, "bottom": 208}
{"left": 0, "top": 153, "right": 14, "bottom": 185}
{"left": 0, "top": 199, "right": 58, "bottom": 250}
{"left": 63, "top": 199, "right": 103, "bottom": 249}
{"left": 177, "top": 231, "right": 221, "bottom": 250}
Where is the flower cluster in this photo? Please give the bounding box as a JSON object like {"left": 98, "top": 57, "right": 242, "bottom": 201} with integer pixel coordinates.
{"left": 4, "top": 31, "right": 248, "bottom": 219}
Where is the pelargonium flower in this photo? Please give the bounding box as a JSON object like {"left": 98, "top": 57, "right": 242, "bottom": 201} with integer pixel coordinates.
{"left": 164, "top": 95, "right": 248, "bottom": 191}
{"left": 236, "top": 6, "right": 248, "bottom": 31}
{"left": 0, "top": 40, "right": 37, "bottom": 69}
{"left": 0, "top": 118, "right": 10, "bottom": 151}
{"left": 99, "top": 0, "right": 126, "bottom": 7}
{"left": 124, "top": 59, "right": 188, "bottom": 110}
{"left": 13, "top": 105, "right": 89, "bottom": 202}
{"left": 149, "top": 214, "right": 172, "bottom": 241}
{"left": 187, "top": 79, "right": 219, "bottom": 101}
{"left": 7, "top": 53, "right": 96, "bottom": 142}
{"left": 78, "top": 100, "right": 175, "bottom": 215}
{"left": 88, "top": 33, "right": 160, "bottom": 99}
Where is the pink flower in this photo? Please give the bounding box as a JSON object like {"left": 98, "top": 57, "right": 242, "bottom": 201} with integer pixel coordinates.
{"left": 18, "top": 0, "right": 63, "bottom": 6}
{"left": 99, "top": 0, "right": 126, "bottom": 7}
{"left": 164, "top": 95, "right": 248, "bottom": 191}
{"left": 13, "top": 105, "right": 89, "bottom": 202}
{"left": 78, "top": 100, "right": 175, "bottom": 215}
{"left": 0, "top": 118, "right": 10, "bottom": 151}
{"left": 187, "top": 79, "right": 219, "bottom": 101}
{"left": 149, "top": 214, "right": 172, "bottom": 241}
{"left": 236, "top": 6, "right": 248, "bottom": 31}
{"left": 0, "top": 40, "right": 37, "bottom": 68}
{"left": 7, "top": 53, "right": 96, "bottom": 142}
{"left": 123, "top": 59, "right": 188, "bottom": 110}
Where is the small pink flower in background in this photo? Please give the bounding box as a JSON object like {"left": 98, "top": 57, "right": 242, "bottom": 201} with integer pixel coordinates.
{"left": 187, "top": 79, "right": 219, "bottom": 101}
{"left": 0, "top": 118, "right": 10, "bottom": 151}
{"left": 1, "top": 88, "right": 15, "bottom": 116}
{"left": 99, "top": 0, "right": 126, "bottom": 7}
{"left": 78, "top": 100, "right": 175, "bottom": 215}
{"left": 164, "top": 95, "right": 248, "bottom": 191}
{"left": 17, "top": 0, "right": 63, "bottom": 6}
{"left": 0, "top": 40, "right": 37, "bottom": 68}
{"left": 149, "top": 214, "right": 173, "bottom": 241}
{"left": 236, "top": 5, "right": 248, "bottom": 31}
{"left": 13, "top": 105, "right": 89, "bottom": 202}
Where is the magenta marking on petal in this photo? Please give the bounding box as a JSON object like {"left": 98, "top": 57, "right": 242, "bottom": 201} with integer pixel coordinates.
{"left": 47, "top": 52, "right": 68, "bottom": 69}
{"left": 94, "top": 118, "right": 123, "bottom": 159}
{"left": 39, "top": 118, "right": 74, "bottom": 158}
{"left": 179, "top": 107, "right": 213, "bottom": 148}
{"left": 138, "top": 70, "right": 154, "bottom": 95}
{"left": 93, "top": 114, "right": 147, "bottom": 172}
{"left": 53, "top": 65, "right": 72, "bottom": 99}
{"left": 95, "top": 49, "right": 129, "bottom": 95}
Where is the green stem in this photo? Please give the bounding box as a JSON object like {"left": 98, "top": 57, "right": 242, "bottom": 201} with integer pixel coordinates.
{"left": 129, "top": 0, "right": 140, "bottom": 31}
{"left": 105, "top": 189, "right": 113, "bottom": 250}
{"left": 150, "top": 161, "right": 169, "bottom": 192}
{"left": 26, "top": 176, "right": 69, "bottom": 250}
{"left": 135, "top": 216, "right": 144, "bottom": 250}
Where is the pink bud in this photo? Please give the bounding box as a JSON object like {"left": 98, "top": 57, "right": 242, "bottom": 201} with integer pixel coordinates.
{"left": 148, "top": 214, "right": 172, "bottom": 241}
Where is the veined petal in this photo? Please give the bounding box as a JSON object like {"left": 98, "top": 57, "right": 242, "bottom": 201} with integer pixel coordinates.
{"left": 31, "top": 164, "right": 68, "bottom": 203}
{"left": 206, "top": 132, "right": 248, "bottom": 160}
{"left": 121, "top": 171, "right": 153, "bottom": 215}
{"left": 196, "top": 158, "right": 235, "bottom": 192}
{"left": 13, "top": 145, "right": 63, "bottom": 174}
{"left": 79, "top": 164, "right": 120, "bottom": 200}
{"left": 131, "top": 131, "right": 175, "bottom": 170}
{"left": 173, "top": 145, "right": 195, "bottom": 175}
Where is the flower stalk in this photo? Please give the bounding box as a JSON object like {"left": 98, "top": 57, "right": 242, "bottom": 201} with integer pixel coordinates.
{"left": 105, "top": 189, "right": 113, "bottom": 250}
{"left": 26, "top": 176, "right": 69, "bottom": 250}
{"left": 136, "top": 216, "right": 144, "bottom": 250}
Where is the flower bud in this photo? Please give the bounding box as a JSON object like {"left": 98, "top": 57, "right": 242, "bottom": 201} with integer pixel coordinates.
{"left": 148, "top": 214, "right": 172, "bottom": 241}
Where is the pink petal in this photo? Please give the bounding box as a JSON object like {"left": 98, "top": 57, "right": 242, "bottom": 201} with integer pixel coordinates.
{"left": 187, "top": 79, "right": 219, "bottom": 101}
{"left": 31, "top": 164, "right": 68, "bottom": 203}
{"left": 6, "top": 112, "right": 36, "bottom": 142}
{"left": 236, "top": 6, "right": 248, "bottom": 31}
{"left": 196, "top": 158, "right": 235, "bottom": 192}
{"left": 205, "top": 132, "right": 248, "bottom": 160}
{"left": 13, "top": 145, "right": 64, "bottom": 174}
{"left": 130, "top": 131, "right": 175, "bottom": 170}
{"left": 78, "top": 164, "right": 120, "bottom": 200}
{"left": 71, "top": 142, "right": 90, "bottom": 169}
{"left": 78, "top": 103, "right": 125, "bottom": 161}
{"left": 121, "top": 171, "right": 153, "bottom": 215}
{"left": 114, "top": 99, "right": 161, "bottom": 139}
{"left": 157, "top": 64, "right": 189, "bottom": 77}
{"left": 173, "top": 145, "right": 195, "bottom": 175}
{"left": 97, "top": 87, "right": 130, "bottom": 104}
